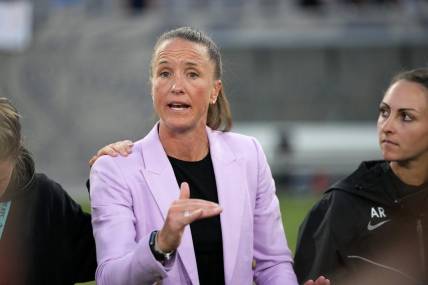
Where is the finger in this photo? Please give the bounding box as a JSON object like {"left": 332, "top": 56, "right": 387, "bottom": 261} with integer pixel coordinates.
{"left": 315, "top": 276, "right": 329, "bottom": 285}
{"left": 179, "top": 182, "right": 190, "bottom": 200}
{"left": 117, "top": 146, "right": 130, "bottom": 156}
{"left": 98, "top": 146, "right": 118, "bottom": 157}
{"left": 125, "top": 144, "right": 133, "bottom": 154}
{"left": 88, "top": 156, "right": 97, "bottom": 167}
{"left": 112, "top": 140, "right": 133, "bottom": 156}
{"left": 172, "top": 199, "right": 220, "bottom": 209}
{"left": 304, "top": 280, "right": 314, "bottom": 285}
{"left": 184, "top": 206, "right": 222, "bottom": 224}
{"left": 199, "top": 206, "right": 222, "bottom": 218}
{"left": 122, "top": 140, "right": 133, "bottom": 146}
{"left": 188, "top": 208, "right": 203, "bottom": 219}
{"left": 89, "top": 146, "right": 118, "bottom": 167}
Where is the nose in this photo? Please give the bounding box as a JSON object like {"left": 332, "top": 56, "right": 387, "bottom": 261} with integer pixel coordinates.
{"left": 171, "top": 76, "right": 184, "bottom": 95}
{"left": 379, "top": 115, "right": 395, "bottom": 134}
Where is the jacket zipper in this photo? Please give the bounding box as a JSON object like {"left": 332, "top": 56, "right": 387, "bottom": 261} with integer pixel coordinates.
{"left": 417, "top": 218, "right": 426, "bottom": 277}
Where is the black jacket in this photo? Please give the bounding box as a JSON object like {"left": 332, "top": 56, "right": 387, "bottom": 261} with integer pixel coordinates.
{"left": 0, "top": 150, "right": 96, "bottom": 284}
{"left": 294, "top": 161, "right": 428, "bottom": 285}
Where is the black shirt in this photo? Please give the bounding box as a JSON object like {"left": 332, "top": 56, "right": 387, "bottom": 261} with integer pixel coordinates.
{"left": 0, "top": 150, "right": 96, "bottom": 285}
{"left": 0, "top": 174, "right": 96, "bottom": 284}
{"left": 383, "top": 162, "right": 427, "bottom": 199}
{"left": 168, "top": 153, "right": 225, "bottom": 285}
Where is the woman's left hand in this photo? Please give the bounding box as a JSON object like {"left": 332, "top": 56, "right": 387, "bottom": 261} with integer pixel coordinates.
{"left": 88, "top": 140, "right": 134, "bottom": 167}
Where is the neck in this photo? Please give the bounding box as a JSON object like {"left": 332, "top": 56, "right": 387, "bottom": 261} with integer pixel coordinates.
{"left": 390, "top": 159, "right": 428, "bottom": 186}
{"left": 159, "top": 124, "right": 209, "bottom": 161}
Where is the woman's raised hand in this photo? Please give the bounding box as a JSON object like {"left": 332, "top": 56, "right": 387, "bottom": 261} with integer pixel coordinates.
{"left": 156, "top": 182, "right": 222, "bottom": 252}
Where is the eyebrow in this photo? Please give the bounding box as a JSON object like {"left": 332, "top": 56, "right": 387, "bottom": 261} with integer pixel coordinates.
{"left": 157, "top": 60, "right": 169, "bottom": 65}
{"left": 184, "top": 62, "right": 198, "bottom": 67}
{"left": 380, "top": 102, "right": 420, "bottom": 113}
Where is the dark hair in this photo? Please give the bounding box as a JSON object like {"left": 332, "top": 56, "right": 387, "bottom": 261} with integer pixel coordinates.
{"left": 391, "top": 68, "right": 428, "bottom": 91}
{"left": 150, "top": 27, "right": 232, "bottom": 132}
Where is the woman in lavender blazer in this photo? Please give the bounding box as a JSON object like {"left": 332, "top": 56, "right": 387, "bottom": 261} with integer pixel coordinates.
{"left": 90, "top": 27, "right": 327, "bottom": 285}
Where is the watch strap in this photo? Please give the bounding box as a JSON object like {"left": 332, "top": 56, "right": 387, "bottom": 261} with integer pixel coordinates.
{"left": 149, "top": 230, "right": 174, "bottom": 263}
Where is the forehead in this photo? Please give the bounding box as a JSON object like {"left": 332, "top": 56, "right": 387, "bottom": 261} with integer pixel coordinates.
{"left": 154, "top": 38, "right": 210, "bottom": 65}
{"left": 383, "top": 80, "right": 428, "bottom": 110}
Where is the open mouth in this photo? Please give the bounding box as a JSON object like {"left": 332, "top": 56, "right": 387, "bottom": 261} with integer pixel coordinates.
{"left": 167, "top": 103, "right": 191, "bottom": 111}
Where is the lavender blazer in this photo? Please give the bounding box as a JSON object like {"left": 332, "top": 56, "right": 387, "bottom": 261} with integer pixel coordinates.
{"left": 90, "top": 124, "right": 298, "bottom": 285}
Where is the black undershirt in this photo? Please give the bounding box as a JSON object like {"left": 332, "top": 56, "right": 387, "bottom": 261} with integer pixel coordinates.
{"left": 168, "top": 153, "right": 225, "bottom": 285}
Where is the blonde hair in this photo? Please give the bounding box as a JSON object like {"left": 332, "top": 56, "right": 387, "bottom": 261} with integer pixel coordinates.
{"left": 0, "top": 98, "right": 22, "bottom": 160}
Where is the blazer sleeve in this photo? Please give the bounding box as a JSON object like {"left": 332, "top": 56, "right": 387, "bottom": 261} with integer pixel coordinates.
{"left": 251, "top": 139, "right": 299, "bottom": 285}
{"left": 90, "top": 156, "right": 176, "bottom": 285}
{"left": 293, "top": 192, "right": 345, "bottom": 284}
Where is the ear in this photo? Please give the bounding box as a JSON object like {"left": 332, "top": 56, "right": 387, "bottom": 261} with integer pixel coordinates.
{"left": 210, "top": 80, "right": 222, "bottom": 104}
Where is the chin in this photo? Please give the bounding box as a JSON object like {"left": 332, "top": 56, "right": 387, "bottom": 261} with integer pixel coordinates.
{"left": 382, "top": 152, "right": 401, "bottom": 162}
{"left": 383, "top": 154, "right": 417, "bottom": 165}
{"left": 162, "top": 120, "right": 195, "bottom": 133}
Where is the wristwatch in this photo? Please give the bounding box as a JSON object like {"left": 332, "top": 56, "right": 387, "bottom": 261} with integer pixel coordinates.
{"left": 149, "top": 230, "right": 174, "bottom": 263}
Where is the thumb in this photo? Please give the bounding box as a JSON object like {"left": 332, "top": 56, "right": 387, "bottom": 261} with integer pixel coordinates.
{"left": 179, "top": 182, "right": 190, "bottom": 200}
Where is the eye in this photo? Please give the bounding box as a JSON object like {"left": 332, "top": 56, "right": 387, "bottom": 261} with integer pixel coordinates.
{"left": 187, "top": 71, "right": 199, "bottom": 79}
{"left": 159, "top": 71, "right": 171, "bottom": 78}
{"left": 401, "top": 112, "right": 413, "bottom": 122}
{"left": 378, "top": 106, "right": 389, "bottom": 118}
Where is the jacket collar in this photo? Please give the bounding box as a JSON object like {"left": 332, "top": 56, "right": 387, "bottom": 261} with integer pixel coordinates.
{"left": 328, "top": 160, "right": 428, "bottom": 209}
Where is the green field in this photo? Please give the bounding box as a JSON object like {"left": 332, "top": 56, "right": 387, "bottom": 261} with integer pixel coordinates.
{"left": 76, "top": 193, "right": 319, "bottom": 285}
{"left": 278, "top": 193, "right": 319, "bottom": 253}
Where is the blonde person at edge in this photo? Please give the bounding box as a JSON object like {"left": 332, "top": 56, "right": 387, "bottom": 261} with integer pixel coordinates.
{"left": 90, "top": 27, "right": 328, "bottom": 285}
{"left": 0, "top": 97, "right": 133, "bottom": 284}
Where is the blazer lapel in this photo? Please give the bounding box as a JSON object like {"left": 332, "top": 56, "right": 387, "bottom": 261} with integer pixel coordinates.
{"left": 139, "top": 125, "right": 199, "bottom": 285}
{"left": 208, "top": 129, "right": 247, "bottom": 284}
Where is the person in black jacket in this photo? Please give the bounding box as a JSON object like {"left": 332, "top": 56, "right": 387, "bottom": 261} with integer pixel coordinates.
{"left": 0, "top": 97, "right": 132, "bottom": 284}
{"left": 294, "top": 68, "right": 428, "bottom": 285}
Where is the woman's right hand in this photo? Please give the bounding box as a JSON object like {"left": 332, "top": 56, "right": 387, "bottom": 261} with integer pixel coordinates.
{"left": 156, "top": 182, "right": 222, "bottom": 252}
{"left": 304, "top": 276, "right": 330, "bottom": 285}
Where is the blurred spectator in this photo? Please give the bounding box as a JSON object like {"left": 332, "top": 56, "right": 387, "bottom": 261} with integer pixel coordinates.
{"left": 300, "top": 0, "right": 324, "bottom": 8}
{"left": 125, "top": 0, "right": 149, "bottom": 14}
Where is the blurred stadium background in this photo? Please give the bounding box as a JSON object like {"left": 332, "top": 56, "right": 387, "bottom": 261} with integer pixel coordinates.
{"left": 1, "top": 1, "right": 428, "bottom": 283}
